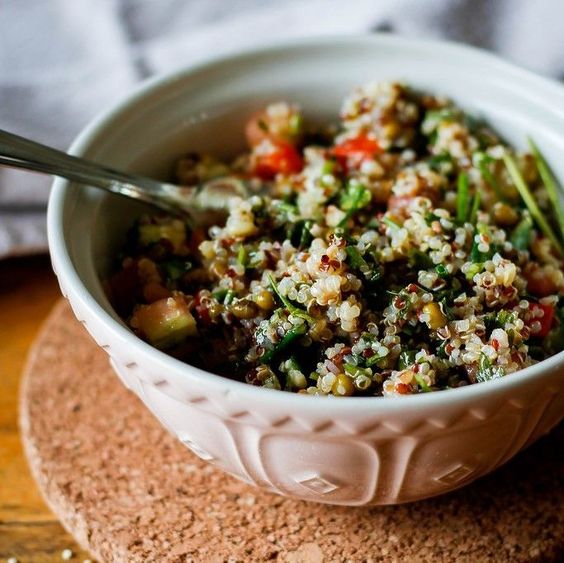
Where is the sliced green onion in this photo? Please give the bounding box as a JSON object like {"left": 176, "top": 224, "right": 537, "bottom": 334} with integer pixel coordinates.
{"left": 343, "top": 363, "right": 372, "bottom": 378}
{"left": 212, "top": 288, "right": 228, "bottom": 301}
{"left": 414, "top": 373, "right": 432, "bottom": 392}
{"left": 237, "top": 245, "right": 247, "bottom": 266}
{"left": 465, "top": 262, "right": 483, "bottom": 281}
{"left": 502, "top": 153, "right": 563, "bottom": 256}
{"left": 456, "top": 172, "right": 469, "bottom": 224}
{"left": 435, "top": 264, "right": 449, "bottom": 278}
{"left": 224, "top": 289, "right": 235, "bottom": 305}
{"left": 528, "top": 137, "right": 564, "bottom": 239}
{"left": 366, "top": 352, "right": 388, "bottom": 367}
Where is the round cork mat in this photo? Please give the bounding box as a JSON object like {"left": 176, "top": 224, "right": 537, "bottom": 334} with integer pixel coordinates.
{"left": 20, "top": 301, "right": 563, "bottom": 563}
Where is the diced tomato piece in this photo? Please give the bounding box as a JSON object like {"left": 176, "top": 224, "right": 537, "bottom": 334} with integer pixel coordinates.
{"left": 396, "top": 383, "right": 411, "bottom": 395}
{"left": 331, "top": 134, "right": 381, "bottom": 168}
{"left": 526, "top": 303, "right": 555, "bottom": 338}
{"left": 524, "top": 265, "right": 558, "bottom": 297}
{"left": 143, "top": 281, "right": 171, "bottom": 303}
{"left": 253, "top": 142, "right": 303, "bottom": 180}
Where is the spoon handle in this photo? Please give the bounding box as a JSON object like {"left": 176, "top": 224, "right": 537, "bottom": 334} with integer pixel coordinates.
{"left": 0, "top": 128, "right": 194, "bottom": 215}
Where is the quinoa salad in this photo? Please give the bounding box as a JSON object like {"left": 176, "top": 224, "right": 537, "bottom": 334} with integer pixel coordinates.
{"left": 107, "top": 81, "right": 564, "bottom": 396}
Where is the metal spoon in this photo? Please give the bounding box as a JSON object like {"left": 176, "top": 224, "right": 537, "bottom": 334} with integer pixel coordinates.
{"left": 0, "top": 128, "right": 250, "bottom": 222}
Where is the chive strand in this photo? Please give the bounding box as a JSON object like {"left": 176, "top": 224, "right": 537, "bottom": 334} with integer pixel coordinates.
{"left": 528, "top": 137, "right": 564, "bottom": 240}
{"left": 478, "top": 159, "right": 506, "bottom": 202}
{"left": 502, "top": 153, "right": 563, "bottom": 256}
{"left": 456, "top": 172, "right": 469, "bottom": 223}
{"left": 469, "top": 189, "right": 481, "bottom": 225}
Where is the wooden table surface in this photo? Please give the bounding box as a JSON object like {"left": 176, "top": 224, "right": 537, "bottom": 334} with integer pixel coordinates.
{"left": 0, "top": 255, "right": 93, "bottom": 562}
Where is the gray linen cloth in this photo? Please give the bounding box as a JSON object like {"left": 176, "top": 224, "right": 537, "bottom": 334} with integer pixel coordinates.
{"left": 1, "top": 0, "right": 563, "bottom": 258}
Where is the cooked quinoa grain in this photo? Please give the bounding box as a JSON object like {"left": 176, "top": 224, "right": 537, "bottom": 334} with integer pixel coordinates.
{"left": 107, "top": 82, "right": 564, "bottom": 396}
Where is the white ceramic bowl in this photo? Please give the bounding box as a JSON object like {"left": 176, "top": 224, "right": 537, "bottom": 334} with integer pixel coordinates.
{"left": 48, "top": 35, "right": 564, "bottom": 506}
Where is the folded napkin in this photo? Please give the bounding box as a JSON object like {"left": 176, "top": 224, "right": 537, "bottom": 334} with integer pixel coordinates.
{"left": 2, "top": 0, "right": 563, "bottom": 258}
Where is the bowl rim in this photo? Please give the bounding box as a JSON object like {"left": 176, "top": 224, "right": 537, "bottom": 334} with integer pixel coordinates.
{"left": 48, "top": 33, "right": 564, "bottom": 413}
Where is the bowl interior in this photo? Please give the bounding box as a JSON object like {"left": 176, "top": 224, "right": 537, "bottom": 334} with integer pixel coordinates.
{"left": 54, "top": 36, "right": 564, "bottom": 333}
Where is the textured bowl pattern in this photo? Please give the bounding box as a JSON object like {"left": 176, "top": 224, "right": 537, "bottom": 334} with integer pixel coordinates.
{"left": 54, "top": 272, "right": 563, "bottom": 505}
{"left": 48, "top": 36, "right": 564, "bottom": 506}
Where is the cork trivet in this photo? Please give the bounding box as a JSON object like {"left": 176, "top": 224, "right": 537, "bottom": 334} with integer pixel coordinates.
{"left": 20, "top": 301, "right": 563, "bottom": 562}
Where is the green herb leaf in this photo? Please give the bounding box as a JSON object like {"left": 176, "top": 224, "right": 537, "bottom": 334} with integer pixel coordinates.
{"left": 287, "top": 219, "right": 313, "bottom": 250}
{"left": 408, "top": 248, "right": 434, "bottom": 269}
{"left": 510, "top": 214, "right": 534, "bottom": 251}
{"left": 340, "top": 181, "right": 371, "bottom": 211}
{"left": 398, "top": 350, "right": 416, "bottom": 370}
{"left": 436, "top": 340, "right": 449, "bottom": 359}
{"left": 338, "top": 182, "right": 371, "bottom": 227}
{"left": 267, "top": 273, "right": 314, "bottom": 322}
{"left": 435, "top": 264, "right": 449, "bottom": 278}
{"left": 212, "top": 288, "right": 228, "bottom": 301}
{"left": 161, "top": 258, "right": 192, "bottom": 281}
{"left": 475, "top": 353, "right": 504, "bottom": 383}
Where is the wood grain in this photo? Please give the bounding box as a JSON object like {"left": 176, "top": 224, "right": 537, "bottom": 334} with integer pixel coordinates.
{"left": 0, "top": 255, "right": 92, "bottom": 561}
